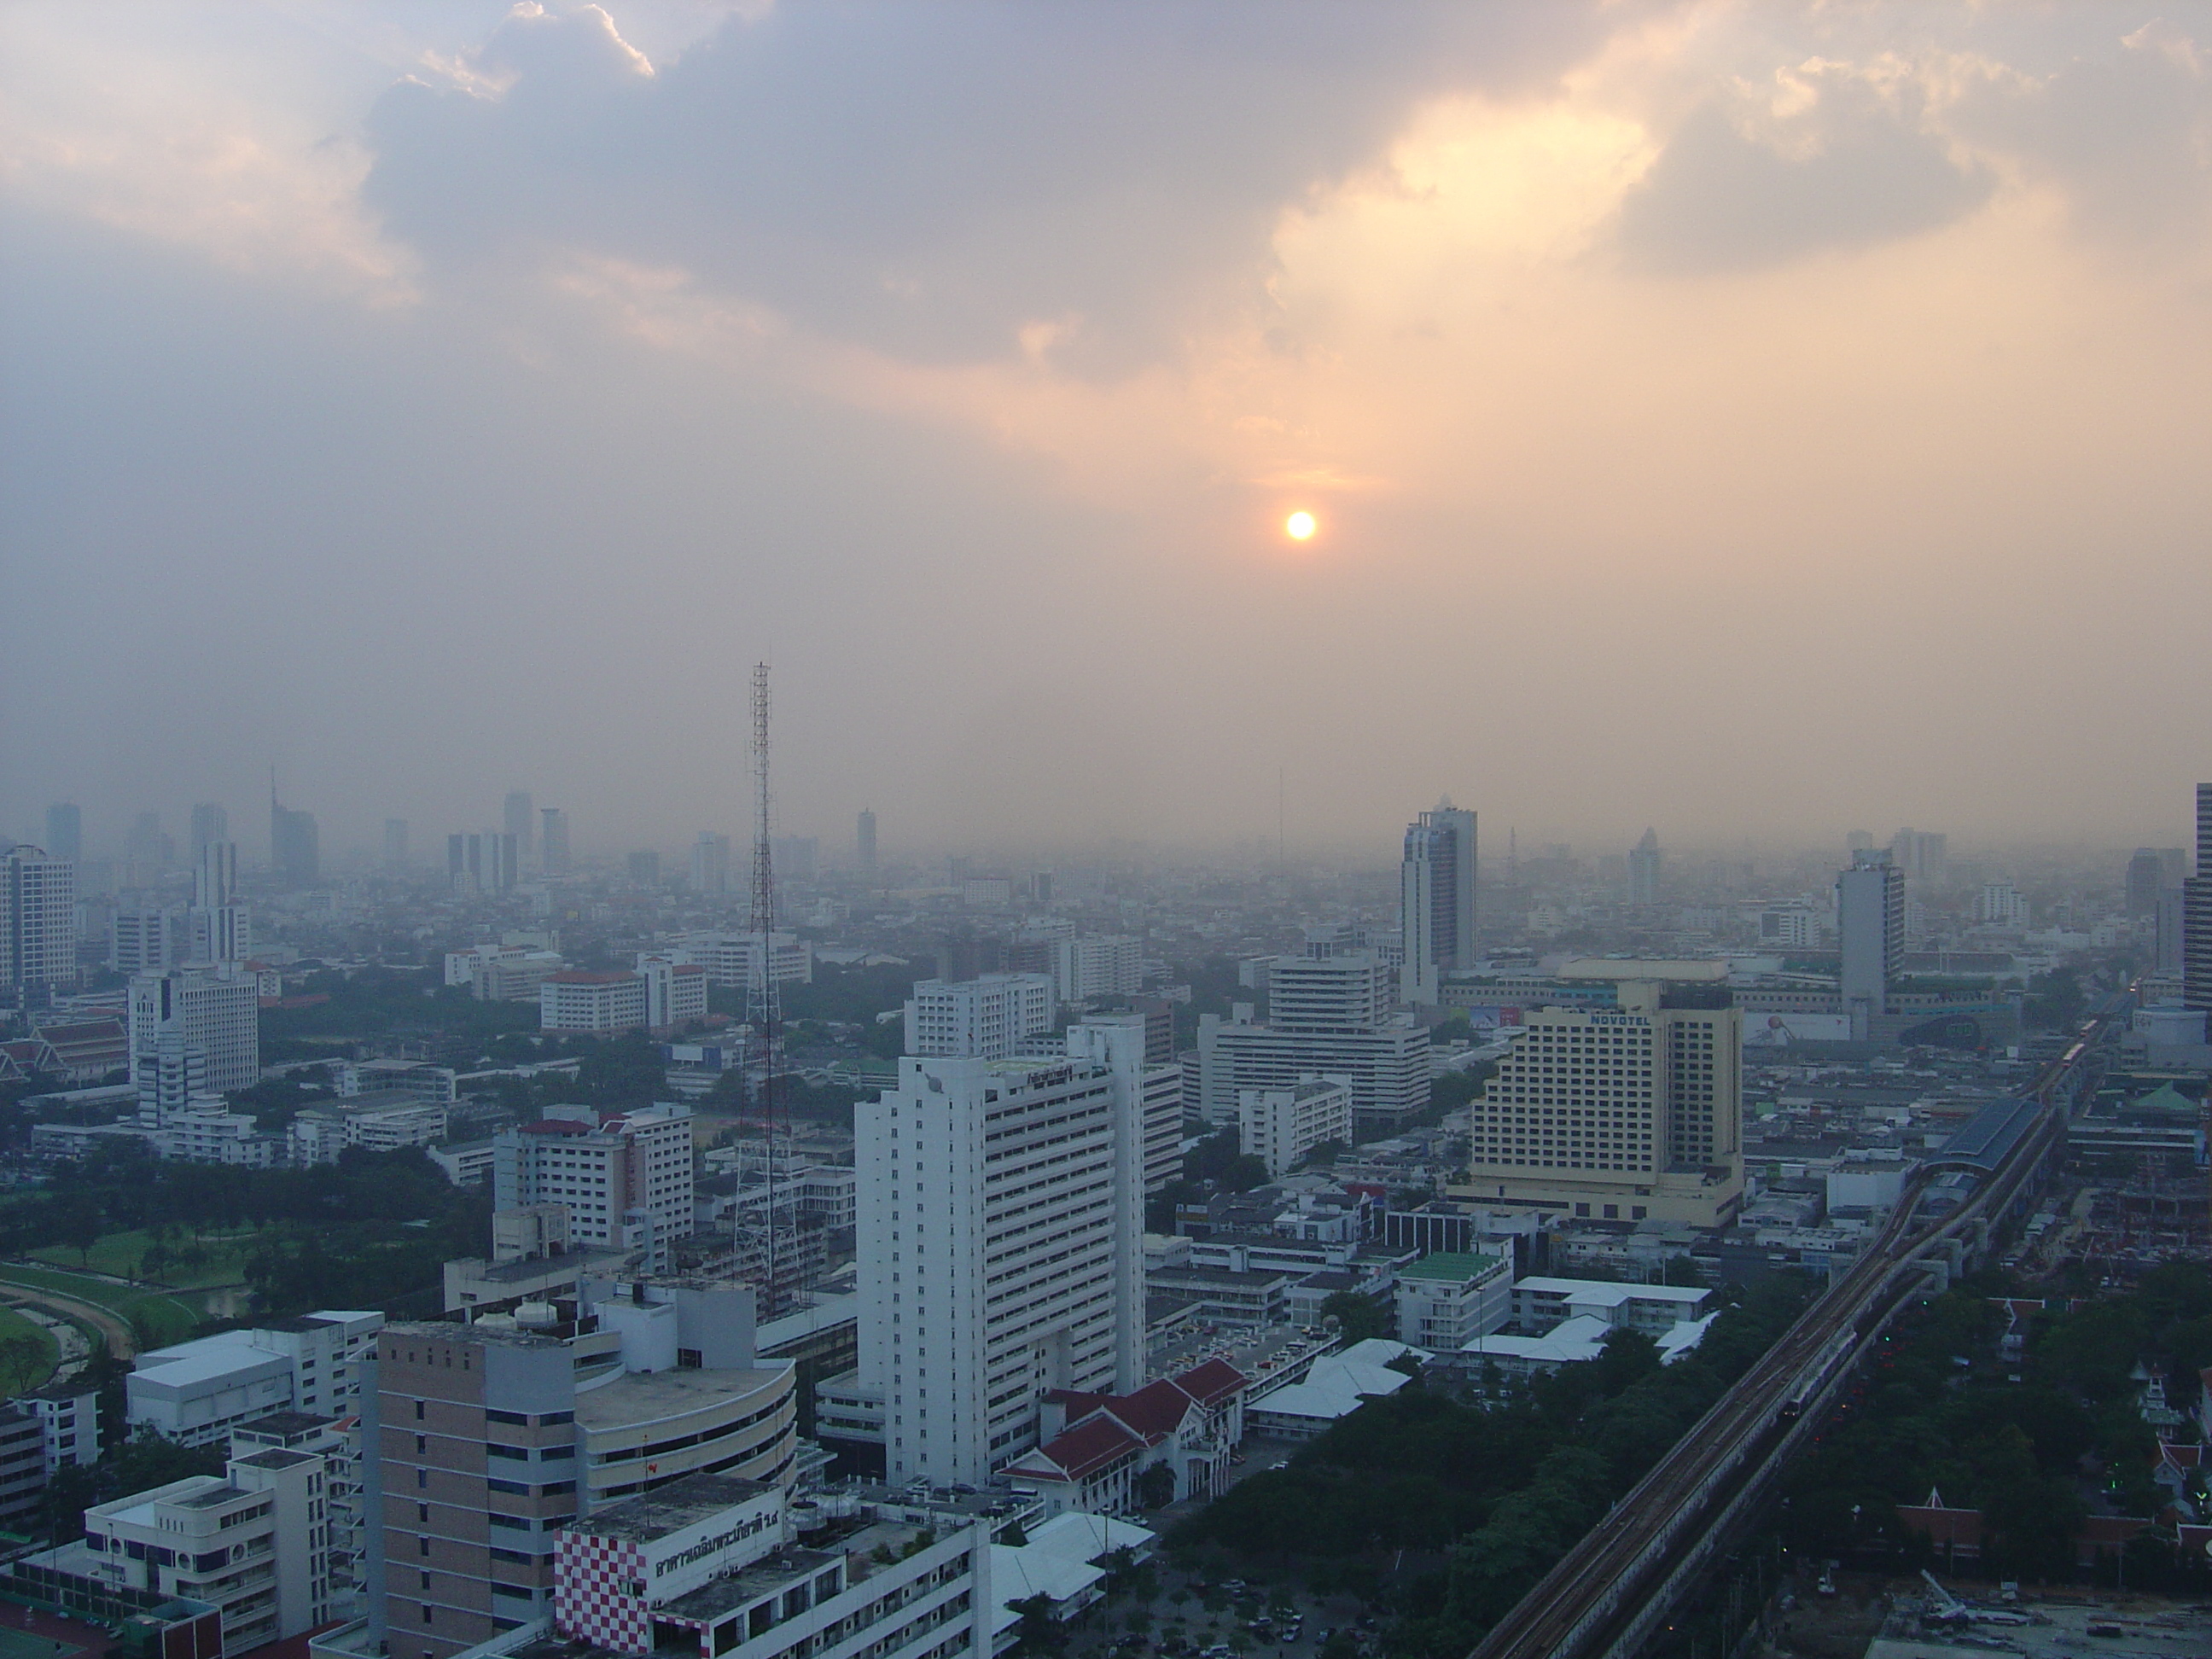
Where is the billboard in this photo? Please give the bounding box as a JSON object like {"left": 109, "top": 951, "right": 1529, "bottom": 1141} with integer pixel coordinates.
{"left": 1743, "top": 1012, "right": 1854, "bottom": 1046}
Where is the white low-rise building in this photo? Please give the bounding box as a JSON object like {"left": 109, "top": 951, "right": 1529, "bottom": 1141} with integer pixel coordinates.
{"left": 14, "top": 1379, "right": 99, "bottom": 1476}
{"left": 1508, "top": 1277, "right": 1713, "bottom": 1336}
{"left": 1455, "top": 1309, "right": 1720, "bottom": 1382}
{"left": 1394, "top": 1252, "right": 1512, "bottom": 1351}
{"left": 127, "top": 1311, "right": 382, "bottom": 1446}
{"left": 1238, "top": 1077, "right": 1352, "bottom": 1180}
{"left": 1243, "top": 1339, "right": 1427, "bottom": 1439}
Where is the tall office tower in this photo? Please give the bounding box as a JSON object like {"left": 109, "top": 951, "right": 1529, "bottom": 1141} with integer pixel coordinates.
{"left": 2157, "top": 886, "right": 2188, "bottom": 975}
{"left": 690, "top": 832, "right": 731, "bottom": 895}
{"left": 856, "top": 807, "right": 877, "bottom": 870}
{"left": 1889, "top": 828, "right": 1949, "bottom": 883}
{"left": 370, "top": 1310, "right": 798, "bottom": 1659}
{"left": 1068, "top": 1010, "right": 1186, "bottom": 1196}
{"left": 1627, "top": 829, "right": 1662, "bottom": 905}
{"left": 492, "top": 1103, "right": 696, "bottom": 1257}
{"left": 130, "top": 965, "right": 259, "bottom": 1115}
{"left": 189, "top": 803, "right": 229, "bottom": 861}
{"left": 446, "top": 832, "right": 519, "bottom": 895}
{"left": 383, "top": 818, "right": 410, "bottom": 871}
{"left": 626, "top": 850, "right": 661, "bottom": 887}
{"left": 2184, "top": 784, "right": 2212, "bottom": 1014}
{"left": 538, "top": 807, "right": 571, "bottom": 875}
{"left": 188, "top": 840, "right": 250, "bottom": 964}
{"left": 901, "top": 972, "right": 1057, "bottom": 1059}
{"left": 125, "top": 812, "right": 174, "bottom": 882}
{"left": 44, "top": 804, "right": 82, "bottom": 864}
{"left": 113, "top": 905, "right": 182, "bottom": 975}
{"left": 503, "top": 791, "right": 534, "bottom": 858}
{"left": 855, "top": 1048, "right": 1143, "bottom": 1486}
{"left": 1053, "top": 934, "right": 1143, "bottom": 1002}
{"left": 1400, "top": 799, "right": 1476, "bottom": 1005}
{"left": 2133, "top": 849, "right": 2189, "bottom": 924}
{"left": 2, "top": 845, "right": 78, "bottom": 1002}
{"left": 1837, "top": 848, "right": 1904, "bottom": 1036}
{"left": 271, "top": 795, "right": 320, "bottom": 885}
{"left": 1198, "top": 944, "right": 1430, "bottom": 1137}
{"left": 1463, "top": 966, "right": 1743, "bottom": 1229}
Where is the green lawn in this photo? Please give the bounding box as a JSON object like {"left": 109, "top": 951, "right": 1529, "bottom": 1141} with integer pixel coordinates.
{"left": 30, "top": 1226, "right": 261, "bottom": 1289}
{"left": 0, "top": 1303, "right": 59, "bottom": 1393}
{"left": 0, "top": 1263, "right": 204, "bottom": 1348}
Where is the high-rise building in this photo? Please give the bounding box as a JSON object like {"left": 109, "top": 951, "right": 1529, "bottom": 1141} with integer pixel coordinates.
{"left": 504, "top": 790, "right": 535, "bottom": 857}
{"left": 1837, "top": 849, "right": 1903, "bottom": 1035}
{"left": 44, "top": 804, "right": 81, "bottom": 863}
{"left": 446, "top": 832, "right": 519, "bottom": 895}
{"left": 540, "top": 807, "right": 571, "bottom": 875}
{"left": 114, "top": 905, "right": 182, "bottom": 975}
{"left": 368, "top": 1304, "right": 798, "bottom": 1659}
{"left": 856, "top": 807, "right": 877, "bottom": 870}
{"left": 1067, "top": 1010, "right": 1185, "bottom": 1196}
{"left": 1627, "top": 829, "right": 1662, "bottom": 906}
{"left": 3, "top": 845, "right": 78, "bottom": 1001}
{"left": 492, "top": 1103, "right": 696, "bottom": 1258}
{"left": 853, "top": 1048, "right": 1144, "bottom": 1486}
{"left": 671, "top": 931, "right": 812, "bottom": 992}
{"left": 902, "top": 973, "right": 1056, "bottom": 1059}
{"left": 2157, "top": 885, "right": 2187, "bottom": 975}
{"left": 1053, "top": 934, "right": 1143, "bottom": 1003}
{"left": 189, "top": 803, "right": 229, "bottom": 862}
{"left": 1400, "top": 800, "right": 1476, "bottom": 1005}
{"left": 129, "top": 964, "right": 260, "bottom": 1115}
{"left": 188, "top": 841, "right": 250, "bottom": 964}
{"left": 271, "top": 795, "right": 319, "bottom": 885}
{"left": 1889, "top": 829, "right": 1948, "bottom": 883}
{"left": 2184, "top": 784, "right": 2212, "bottom": 1016}
{"left": 1458, "top": 964, "right": 1743, "bottom": 1228}
{"left": 384, "top": 818, "right": 410, "bottom": 871}
{"left": 690, "top": 832, "right": 732, "bottom": 895}
{"left": 1197, "top": 947, "right": 1430, "bottom": 1138}
{"left": 1238, "top": 1076, "right": 1352, "bottom": 1180}
{"left": 2128, "top": 848, "right": 2169, "bottom": 917}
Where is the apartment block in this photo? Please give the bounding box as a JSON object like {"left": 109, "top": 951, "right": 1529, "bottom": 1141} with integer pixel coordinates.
{"left": 492, "top": 1103, "right": 696, "bottom": 1254}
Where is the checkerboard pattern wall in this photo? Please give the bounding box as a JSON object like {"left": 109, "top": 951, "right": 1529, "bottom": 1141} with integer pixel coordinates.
{"left": 556, "top": 1530, "right": 651, "bottom": 1653}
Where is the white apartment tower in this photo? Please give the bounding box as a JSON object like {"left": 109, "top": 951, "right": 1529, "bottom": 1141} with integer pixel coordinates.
{"left": 492, "top": 1103, "right": 696, "bottom": 1260}
{"left": 903, "top": 972, "right": 1057, "bottom": 1060}
{"left": 1067, "top": 1010, "right": 1185, "bottom": 1196}
{"left": 1238, "top": 1076, "right": 1353, "bottom": 1180}
{"left": 1460, "top": 966, "right": 1743, "bottom": 1229}
{"left": 189, "top": 839, "right": 251, "bottom": 965}
{"left": 1837, "top": 849, "right": 1905, "bottom": 1034}
{"left": 1198, "top": 945, "right": 1429, "bottom": 1138}
{"left": 130, "top": 965, "right": 259, "bottom": 1115}
{"left": 2, "top": 845, "right": 77, "bottom": 1001}
{"left": 857, "top": 1051, "right": 1143, "bottom": 1487}
{"left": 1400, "top": 800, "right": 1476, "bottom": 1005}
{"left": 1054, "top": 935, "right": 1143, "bottom": 1003}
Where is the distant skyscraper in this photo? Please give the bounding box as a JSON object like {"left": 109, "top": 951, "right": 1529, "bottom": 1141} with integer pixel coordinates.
{"left": 447, "top": 831, "right": 518, "bottom": 894}
{"left": 2, "top": 846, "right": 78, "bottom": 1002}
{"left": 1889, "top": 828, "right": 1948, "bottom": 883}
{"left": 504, "top": 789, "right": 535, "bottom": 856}
{"left": 125, "top": 812, "right": 172, "bottom": 877}
{"left": 1400, "top": 799, "right": 1476, "bottom": 1004}
{"left": 1837, "top": 848, "right": 1904, "bottom": 1034}
{"left": 271, "top": 791, "right": 319, "bottom": 885}
{"left": 1627, "top": 828, "right": 1662, "bottom": 906}
{"left": 382, "top": 818, "right": 409, "bottom": 870}
{"left": 690, "top": 832, "right": 732, "bottom": 895}
{"left": 2128, "top": 847, "right": 2182, "bottom": 918}
{"left": 626, "top": 849, "right": 661, "bottom": 887}
{"left": 539, "top": 807, "right": 571, "bottom": 875}
{"left": 2184, "top": 784, "right": 2212, "bottom": 1015}
{"left": 189, "top": 841, "right": 248, "bottom": 964}
{"left": 44, "top": 805, "right": 81, "bottom": 864}
{"left": 189, "top": 803, "right": 228, "bottom": 862}
{"left": 856, "top": 807, "right": 877, "bottom": 870}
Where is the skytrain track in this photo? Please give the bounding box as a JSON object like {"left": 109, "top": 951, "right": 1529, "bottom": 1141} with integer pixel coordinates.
{"left": 1464, "top": 995, "right": 2127, "bottom": 1659}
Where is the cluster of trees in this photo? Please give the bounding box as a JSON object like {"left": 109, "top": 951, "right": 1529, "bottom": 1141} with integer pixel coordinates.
{"left": 1170, "top": 1275, "right": 1814, "bottom": 1659}
{"left": 259, "top": 966, "right": 537, "bottom": 1062}
{"left": 1782, "top": 1263, "right": 2212, "bottom": 1580}
{"left": 0, "top": 1143, "right": 491, "bottom": 1320}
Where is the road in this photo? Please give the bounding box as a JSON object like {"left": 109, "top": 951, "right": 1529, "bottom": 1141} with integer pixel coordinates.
{"left": 1465, "top": 994, "right": 2128, "bottom": 1659}
{"left": 0, "top": 1279, "right": 140, "bottom": 1360}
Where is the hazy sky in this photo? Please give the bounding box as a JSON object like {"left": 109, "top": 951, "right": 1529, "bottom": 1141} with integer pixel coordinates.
{"left": 6, "top": 2, "right": 2212, "bottom": 864}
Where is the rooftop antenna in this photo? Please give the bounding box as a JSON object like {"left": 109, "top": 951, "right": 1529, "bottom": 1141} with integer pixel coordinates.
{"left": 747, "top": 662, "right": 783, "bottom": 1311}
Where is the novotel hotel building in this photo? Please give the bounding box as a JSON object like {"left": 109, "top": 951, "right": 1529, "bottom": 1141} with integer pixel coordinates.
{"left": 554, "top": 1473, "right": 996, "bottom": 1659}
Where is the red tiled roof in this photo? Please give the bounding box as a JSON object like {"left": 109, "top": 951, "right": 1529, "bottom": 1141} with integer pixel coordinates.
{"left": 1012, "top": 1413, "right": 1144, "bottom": 1483}
{"left": 1103, "top": 1378, "right": 1198, "bottom": 1444}
{"left": 37, "top": 1020, "right": 125, "bottom": 1047}
{"left": 1175, "top": 1358, "right": 1248, "bottom": 1407}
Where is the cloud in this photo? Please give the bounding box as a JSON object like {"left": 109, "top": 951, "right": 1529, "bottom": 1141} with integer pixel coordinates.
{"left": 1616, "top": 71, "right": 1994, "bottom": 272}
{"left": 360, "top": 1, "right": 1635, "bottom": 371}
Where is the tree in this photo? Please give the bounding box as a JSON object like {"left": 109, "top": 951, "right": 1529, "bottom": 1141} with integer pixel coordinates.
{"left": 1133, "top": 1464, "right": 1178, "bottom": 1510}
{"left": 57, "top": 1196, "right": 102, "bottom": 1267}
{"left": 0, "top": 1334, "right": 51, "bottom": 1395}
{"left": 1007, "top": 1595, "right": 1066, "bottom": 1658}
{"left": 1319, "top": 1290, "right": 1391, "bottom": 1343}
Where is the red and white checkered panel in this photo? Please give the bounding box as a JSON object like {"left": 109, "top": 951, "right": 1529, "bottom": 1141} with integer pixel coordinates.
{"left": 556, "top": 1531, "right": 652, "bottom": 1654}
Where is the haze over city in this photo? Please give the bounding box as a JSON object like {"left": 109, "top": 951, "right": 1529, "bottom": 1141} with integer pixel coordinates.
{"left": 9, "top": 3, "right": 2212, "bottom": 856}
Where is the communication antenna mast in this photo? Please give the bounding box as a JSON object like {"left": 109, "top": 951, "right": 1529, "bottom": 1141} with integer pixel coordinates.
{"left": 746, "top": 662, "right": 782, "bottom": 1308}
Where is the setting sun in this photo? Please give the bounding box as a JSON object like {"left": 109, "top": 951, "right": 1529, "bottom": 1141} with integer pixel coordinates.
{"left": 1285, "top": 510, "right": 1317, "bottom": 541}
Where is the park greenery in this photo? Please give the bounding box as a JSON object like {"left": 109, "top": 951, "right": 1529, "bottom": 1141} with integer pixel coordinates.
{"left": 1170, "top": 1274, "right": 1816, "bottom": 1659}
